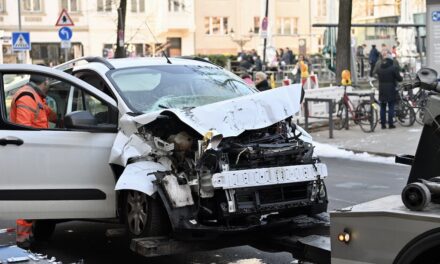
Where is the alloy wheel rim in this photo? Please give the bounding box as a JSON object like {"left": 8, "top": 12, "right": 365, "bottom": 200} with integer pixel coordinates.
{"left": 127, "top": 191, "right": 148, "bottom": 235}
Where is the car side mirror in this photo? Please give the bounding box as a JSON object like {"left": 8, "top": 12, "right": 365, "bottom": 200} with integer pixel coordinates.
{"left": 64, "top": 111, "right": 98, "bottom": 130}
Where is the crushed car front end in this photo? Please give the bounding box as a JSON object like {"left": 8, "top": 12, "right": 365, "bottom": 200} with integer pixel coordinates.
{"left": 108, "top": 62, "right": 327, "bottom": 239}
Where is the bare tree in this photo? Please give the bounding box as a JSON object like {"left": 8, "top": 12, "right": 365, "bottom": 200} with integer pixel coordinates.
{"left": 335, "top": 0, "right": 353, "bottom": 83}
{"left": 115, "top": 0, "right": 127, "bottom": 58}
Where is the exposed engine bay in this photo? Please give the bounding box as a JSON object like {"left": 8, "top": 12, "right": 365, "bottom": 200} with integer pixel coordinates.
{"left": 118, "top": 113, "right": 327, "bottom": 234}
{"left": 111, "top": 86, "right": 328, "bottom": 237}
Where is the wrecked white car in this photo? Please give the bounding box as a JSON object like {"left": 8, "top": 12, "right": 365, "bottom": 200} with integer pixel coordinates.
{"left": 0, "top": 57, "right": 327, "bottom": 243}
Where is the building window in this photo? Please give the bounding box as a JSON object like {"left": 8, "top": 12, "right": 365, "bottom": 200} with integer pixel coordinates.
{"left": 168, "top": 0, "right": 185, "bottom": 12}
{"left": 0, "top": 0, "right": 5, "bottom": 13}
{"left": 131, "top": 0, "right": 145, "bottom": 13}
{"left": 366, "top": 0, "right": 374, "bottom": 16}
{"left": 276, "top": 17, "right": 298, "bottom": 35}
{"left": 204, "top": 17, "right": 229, "bottom": 35}
{"left": 317, "top": 0, "right": 326, "bottom": 17}
{"left": 21, "top": 0, "right": 42, "bottom": 12}
{"left": 61, "top": 0, "right": 79, "bottom": 13}
{"left": 97, "top": 0, "right": 112, "bottom": 12}
{"left": 253, "top": 17, "right": 260, "bottom": 33}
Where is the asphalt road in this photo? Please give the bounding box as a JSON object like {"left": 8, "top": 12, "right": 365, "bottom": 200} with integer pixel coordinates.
{"left": 0, "top": 157, "right": 411, "bottom": 264}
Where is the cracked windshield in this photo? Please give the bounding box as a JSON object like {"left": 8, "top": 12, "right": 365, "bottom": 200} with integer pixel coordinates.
{"left": 110, "top": 65, "right": 256, "bottom": 113}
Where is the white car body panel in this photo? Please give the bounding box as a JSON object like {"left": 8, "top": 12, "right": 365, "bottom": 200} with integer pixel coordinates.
{"left": 0, "top": 130, "right": 116, "bottom": 219}
{"left": 115, "top": 161, "right": 168, "bottom": 196}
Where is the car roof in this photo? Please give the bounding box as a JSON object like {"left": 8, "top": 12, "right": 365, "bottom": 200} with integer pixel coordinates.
{"left": 70, "top": 57, "right": 219, "bottom": 74}
{"left": 108, "top": 57, "right": 216, "bottom": 69}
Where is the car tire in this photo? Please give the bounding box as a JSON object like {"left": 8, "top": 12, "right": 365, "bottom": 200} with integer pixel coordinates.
{"left": 33, "top": 220, "right": 56, "bottom": 242}
{"left": 123, "top": 190, "right": 170, "bottom": 239}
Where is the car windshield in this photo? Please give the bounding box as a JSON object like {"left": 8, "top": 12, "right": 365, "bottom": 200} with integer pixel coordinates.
{"left": 109, "top": 65, "right": 257, "bottom": 113}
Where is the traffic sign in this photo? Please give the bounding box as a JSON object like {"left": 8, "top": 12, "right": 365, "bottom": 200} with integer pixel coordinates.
{"left": 261, "top": 17, "right": 268, "bottom": 39}
{"left": 12, "top": 32, "right": 31, "bottom": 51}
{"left": 55, "top": 9, "right": 74, "bottom": 26}
{"left": 262, "top": 17, "right": 268, "bottom": 31}
{"left": 58, "top": 27, "right": 72, "bottom": 41}
{"left": 61, "top": 40, "right": 71, "bottom": 49}
{"left": 433, "top": 11, "right": 440, "bottom": 22}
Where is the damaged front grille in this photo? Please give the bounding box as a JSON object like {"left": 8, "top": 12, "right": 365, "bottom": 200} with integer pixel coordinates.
{"left": 231, "top": 182, "right": 311, "bottom": 214}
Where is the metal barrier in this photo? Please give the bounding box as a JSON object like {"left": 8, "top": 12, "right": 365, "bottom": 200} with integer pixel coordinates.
{"left": 304, "top": 98, "right": 335, "bottom": 139}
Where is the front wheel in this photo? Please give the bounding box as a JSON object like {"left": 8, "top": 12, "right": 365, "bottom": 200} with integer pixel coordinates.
{"left": 335, "top": 102, "right": 348, "bottom": 130}
{"left": 356, "top": 102, "right": 378, "bottom": 133}
{"left": 415, "top": 107, "right": 425, "bottom": 125}
{"left": 123, "top": 190, "right": 170, "bottom": 239}
{"left": 396, "top": 100, "right": 416, "bottom": 127}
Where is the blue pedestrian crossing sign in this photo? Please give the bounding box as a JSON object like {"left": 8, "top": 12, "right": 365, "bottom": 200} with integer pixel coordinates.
{"left": 12, "top": 32, "right": 31, "bottom": 51}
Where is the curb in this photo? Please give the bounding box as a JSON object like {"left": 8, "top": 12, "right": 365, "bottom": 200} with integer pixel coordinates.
{"left": 341, "top": 147, "right": 397, "bottom": 158}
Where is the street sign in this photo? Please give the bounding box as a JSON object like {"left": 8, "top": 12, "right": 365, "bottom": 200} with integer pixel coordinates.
{"left": 12, "top": 32, "right": 31, "bottom": 51}
{"left": 58, "top": 27, "right": 72, "bottom": 41}
{"left": 433, "top": 11, "right": 440, "bottom": 22}
{"left": 262, "top": 17, "right": 268, "bottom": 31}
{"left": 55, "top": 9, "right": 74, "bottom": 26}
{"left": 261, "top": 17, "right": 268, "bottom": 39}
{"left": 61, "top": 40, "right": 71, "bottom": 49}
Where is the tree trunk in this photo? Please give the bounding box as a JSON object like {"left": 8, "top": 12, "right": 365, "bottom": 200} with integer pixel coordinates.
{"left": 115, "top": 0, "right": 127, "bottom": 58}
{"left": 335, "top": 0, "right": 353, "bottom": 83}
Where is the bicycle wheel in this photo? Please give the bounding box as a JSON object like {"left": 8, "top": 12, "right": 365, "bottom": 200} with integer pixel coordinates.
{"left": 396, "top": 100, "right": 416, "bottom": 127}
{"left": 335, "top": 101, "right": 348, "bottom": 130}
{"left": 356, "top": 101, "right": 377, "bottom": 132}
{"left": 415, "top": 107, "right": 425, "bottom": 125}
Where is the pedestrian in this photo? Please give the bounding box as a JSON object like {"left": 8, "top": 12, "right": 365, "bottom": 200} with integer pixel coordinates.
{"left": 10, "top": 75, "right": 56, "bottom": 248}
{"left": 253, "top": 55, "right": 263, "bottom": 71}
{"left": 281, "top": 47, "right": 291, "bottom": 68}
{"left": 254, "top": 71, "right": 271, "bottom": 91}
{"left": 368, "top": 44, "right": 380, "bottom": 77}
{"left": 391, "top": 45, "right": 397, "bottom": 58}
{"left": 357, "top": 44, "right": 366, "bottom": 77}
{"left": 241, "top": 73, "right": 254, "bottom": 86}
{"left": 293, "top": 55, "right": 311, "bottom": 84}
{"left": 375, "top": 51, "right": 403, "bottom": 129}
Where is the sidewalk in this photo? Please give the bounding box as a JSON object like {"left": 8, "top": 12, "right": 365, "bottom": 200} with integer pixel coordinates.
{"left": 311, "top": 123, "right": 423, "bottom": 156}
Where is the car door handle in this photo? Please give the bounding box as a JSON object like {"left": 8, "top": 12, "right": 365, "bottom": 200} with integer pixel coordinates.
{"left": 0, "top": 137, "right": 24, "bottom": 146}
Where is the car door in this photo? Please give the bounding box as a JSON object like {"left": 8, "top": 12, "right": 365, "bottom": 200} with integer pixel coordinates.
{"left": 0, "top": 64, "right": 118, "bottom": 220}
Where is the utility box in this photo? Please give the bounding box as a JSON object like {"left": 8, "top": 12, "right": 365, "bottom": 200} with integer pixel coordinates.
{"left": 426, "top": 0, "right": 440, "bottom": 72}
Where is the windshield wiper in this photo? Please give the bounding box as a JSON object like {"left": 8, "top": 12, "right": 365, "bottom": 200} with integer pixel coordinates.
{"left": 158, "top": 104, "right": 169, "bottom": 109}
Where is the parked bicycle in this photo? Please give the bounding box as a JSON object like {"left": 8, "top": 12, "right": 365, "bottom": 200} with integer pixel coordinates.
{"left": 394, "top": 85, "right": 416, "bottom": 127}
{"left": 335, "top": 85, "right": 379, "bottom": 132}
{"left": 369, "top": 77, "right": 416, "bottom": 127}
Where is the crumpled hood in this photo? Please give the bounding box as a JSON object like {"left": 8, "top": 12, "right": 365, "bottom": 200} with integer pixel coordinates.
{"left": 131, "top": 84, "right": 302, "bottom": 138}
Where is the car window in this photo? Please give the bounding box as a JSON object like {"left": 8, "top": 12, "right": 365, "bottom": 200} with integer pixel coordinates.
{"left": 1, "top": 73, "right": 117, "bottom": 130}
{"left": 110, "top": 65, "right": 257, "bottom": 113}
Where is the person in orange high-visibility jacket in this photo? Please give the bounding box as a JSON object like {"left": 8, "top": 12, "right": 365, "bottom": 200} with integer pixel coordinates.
{"left": 10, "top": 75, "right": 56, "bottom": 248}
{"left": 10, "top": 75, "right": 56, "bottom": 128}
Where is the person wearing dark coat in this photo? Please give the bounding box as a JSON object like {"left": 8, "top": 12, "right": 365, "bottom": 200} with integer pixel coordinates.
{"left": 255, "top": 72, "right": 271, "bottom": 91}
{"left": 375, "top": 52, "right": 403, "bottom": 129}
{"left": 368, "top": 45, "right": 380, "bottom": 77}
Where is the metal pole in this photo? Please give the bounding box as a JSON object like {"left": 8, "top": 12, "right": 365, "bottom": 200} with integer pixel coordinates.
{"left": 328, "top": 100, "right": 334, "bottom": 138}
{"left": 65, "top": 48, "right": 68, "bottom": 62}
{"left": 416, "top": 26, "right": 423, "bottom": 66}
{"left": 262, "top": 0, "right": 269, "bottom": 66}
{"left": 304, "top": 99, "right": 309, "bottom": 131}
{"left": 17, "top": 0, "right": 24, "bottom": 64}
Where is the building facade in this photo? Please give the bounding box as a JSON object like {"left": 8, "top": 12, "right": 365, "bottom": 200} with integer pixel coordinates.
{"left": 194, "top": 0, "right": 328, "bottom": 56}
{"left": 0, "top": 0, "right": 195, "bottom": 64}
